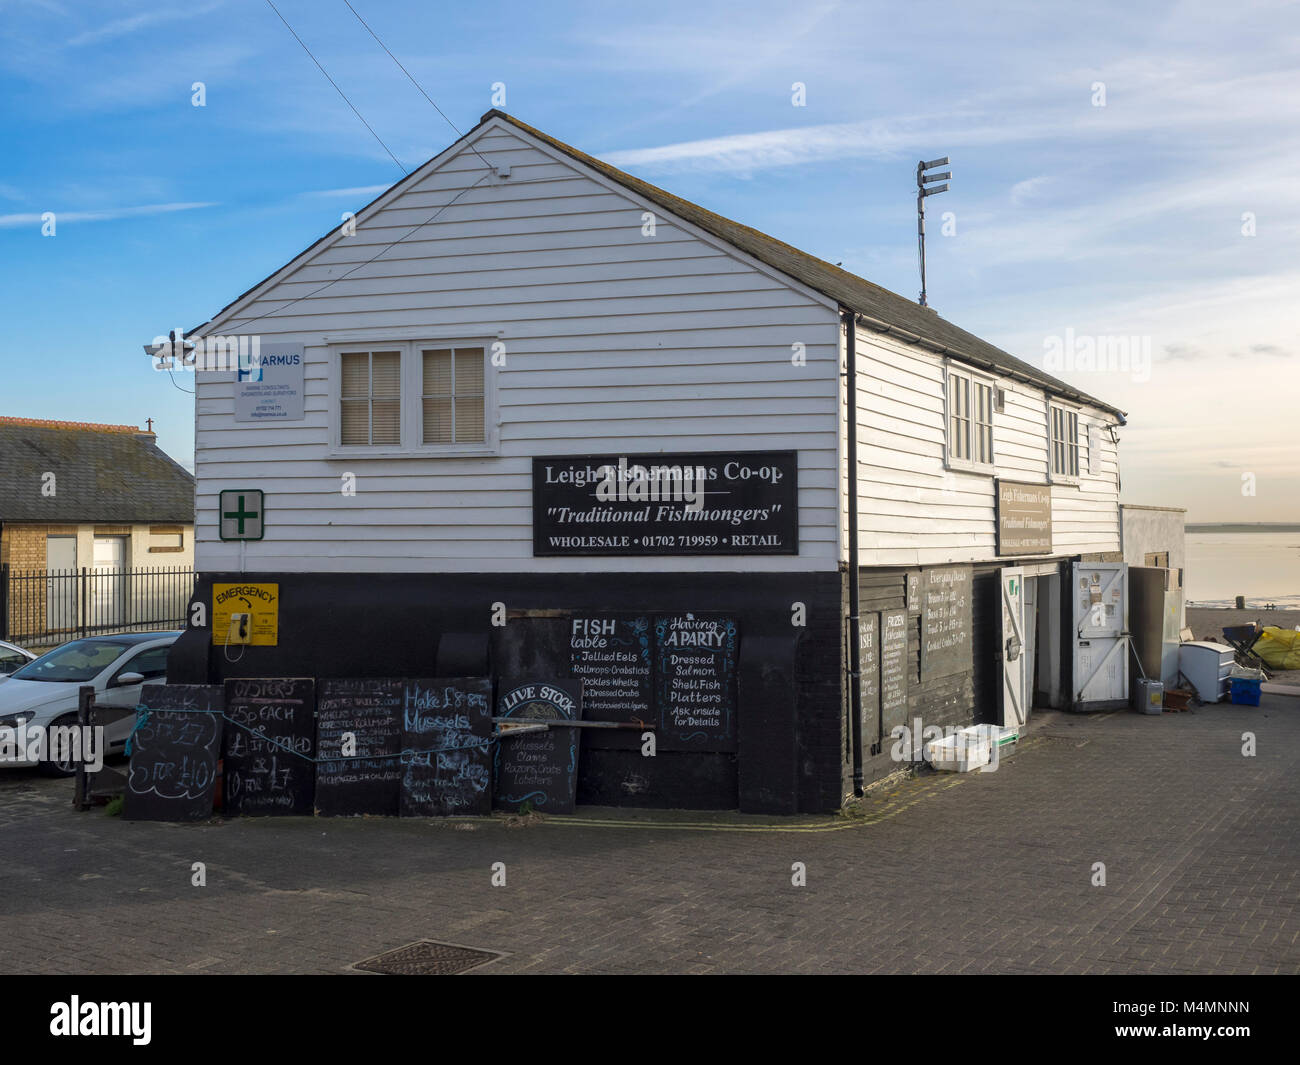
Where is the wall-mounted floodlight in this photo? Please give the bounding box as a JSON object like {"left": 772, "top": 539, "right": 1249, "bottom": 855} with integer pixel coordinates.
{"left": 917, "top": 156, "right": 951, "bottom": 308}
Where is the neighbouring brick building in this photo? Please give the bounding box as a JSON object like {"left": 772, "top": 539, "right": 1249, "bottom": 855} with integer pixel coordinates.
{"left": 0, "top": 417, "right": 196, "bottom": 644}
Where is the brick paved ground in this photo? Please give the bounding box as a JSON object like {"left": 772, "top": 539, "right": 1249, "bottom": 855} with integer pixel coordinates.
{"left": 1, "top": 697, "right": 1296, "bottom": 974}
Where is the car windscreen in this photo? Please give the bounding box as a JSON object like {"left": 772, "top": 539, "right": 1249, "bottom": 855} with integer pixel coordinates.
{"left": 10, "top": 639, "right": 132, "bottom": 683}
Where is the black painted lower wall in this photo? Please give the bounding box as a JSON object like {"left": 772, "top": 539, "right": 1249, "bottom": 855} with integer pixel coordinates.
{"left": 170, "top": 570, "right": 847, "bottom": 815}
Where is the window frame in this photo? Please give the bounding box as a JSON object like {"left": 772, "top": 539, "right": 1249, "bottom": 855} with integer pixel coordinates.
{"left": 326, "top": 338, "right": 498, "bottom": 458}
{"left": 943, "top": 362, "right": 997, "bottom": 474}
{"left": 1048, "top": 400, "right": 1081, "bottom": 484}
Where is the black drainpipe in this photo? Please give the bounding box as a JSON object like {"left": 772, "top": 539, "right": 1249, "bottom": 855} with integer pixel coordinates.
{"left": 844, "top": 310, "right": 864, "bottom": 795}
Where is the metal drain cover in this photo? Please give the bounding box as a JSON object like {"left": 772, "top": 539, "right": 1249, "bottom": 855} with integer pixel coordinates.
{"left": 353, "top": 940, "right": 504, "bottom": 975}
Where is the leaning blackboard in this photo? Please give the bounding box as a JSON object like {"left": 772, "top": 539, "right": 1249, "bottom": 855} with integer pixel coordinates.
{"left": 654, "top": 615, "right": 737, "bottom": 750}
{"left": 125, "top": 685, "right": 223, "bottom": 822}
{"left": 921, "top": 566, "right": 972, "bottom": 680}
{"left": 880, "top": 610, "right": 909, "bottom": 738}
{"left": 222, "top": 678, "right": 316, "bottom": 816}
{"left": 494, "top": 679, "right": 582, "bottom": 814}
{"left": 316, "top": 678, "right": 402, "bottom": 817}
{"left": 400, "top": 678, "right": 494, "bottom": 817}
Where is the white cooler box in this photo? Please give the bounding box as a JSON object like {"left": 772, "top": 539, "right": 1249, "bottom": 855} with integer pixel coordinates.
{"left": 1179, "top": 641, "right": 1235, "bottom": 703}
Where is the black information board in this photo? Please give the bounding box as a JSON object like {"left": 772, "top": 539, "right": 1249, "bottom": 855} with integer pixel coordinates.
{"left": 880, "top": 610, "right": 909, "bottom": 738}
{"left": 921, "top": 566, "right": 972, "bottom": 680}
{"left": 316, "top": 678, "right": 402, "bottom": 817}
{"left": 400, "top": 678, "right": 494, "bottom": 817}
{"left": 568, "top": 614, "right": 652, "bottom": 750}
{"left": 494, "top": 679, "right": 583, "bottom": 814}
{"left": 654, "top": 615, "right": 738, "bottom": 750}
{"left": 859, "top": 613, "right": 880, "bottom": 744}
{"left": 533, "top": 450, "right": 798, "bottom": 556}
{"left": 222, "top": 678, "right": 316, "bottom": 816}
{"left": 125, "top": 685, "right": 223, "bottom": 822}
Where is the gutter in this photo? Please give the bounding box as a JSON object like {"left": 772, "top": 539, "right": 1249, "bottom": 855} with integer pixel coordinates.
{"left": 844, "top": 310, "right": 865, "bottom": 796}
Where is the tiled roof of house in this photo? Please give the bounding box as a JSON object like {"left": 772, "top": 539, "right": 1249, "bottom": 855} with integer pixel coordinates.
{"left": 0, "top": 417, "right": 194, "bottom": 523}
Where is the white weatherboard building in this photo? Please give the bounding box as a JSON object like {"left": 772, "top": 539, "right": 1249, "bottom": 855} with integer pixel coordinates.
{"left": 170, "top": 111, "right": 1128, "bottom": 813}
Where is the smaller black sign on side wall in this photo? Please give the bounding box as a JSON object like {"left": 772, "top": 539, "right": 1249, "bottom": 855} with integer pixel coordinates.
{"left": 880, "top": 611, "right": 909, "bottom": 739}
{"left": 859, "top": 613, "right": 881, "bottom": 747}
{"left": 996, "top": 479, "right": 1053, "bottom": 556}
{"left": 921, "top": 566, "right": 973, "bottom": 680}
{"left": 533, "top": 451, "right": 798, "bottom": 556}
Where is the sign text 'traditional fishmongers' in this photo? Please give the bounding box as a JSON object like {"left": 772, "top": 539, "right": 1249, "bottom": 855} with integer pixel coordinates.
{"left": 533, "top": 451, "right": 798, "bottom": 556}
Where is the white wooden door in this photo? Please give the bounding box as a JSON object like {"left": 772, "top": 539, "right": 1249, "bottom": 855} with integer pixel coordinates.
{"left": 45, "top": 535, "right": 77, "bottom": 631}
{"left": 1000, "top": 567, "right": 1027, "bottom": 727}
{"left": 92, "top": 537, "right": 126, "bottom": 629}
{"left": 1072, "top": 562, "right": 1129, "bottom": 709}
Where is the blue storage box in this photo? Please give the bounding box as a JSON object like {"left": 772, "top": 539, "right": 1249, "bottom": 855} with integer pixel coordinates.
{"left": 1230, "top": 677, "right": 1262, "bottom": 706}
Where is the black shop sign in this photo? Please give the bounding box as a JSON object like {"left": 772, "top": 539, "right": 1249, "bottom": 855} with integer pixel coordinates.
{"left": 533, "top": 450, "right": 798, "bottom": 556}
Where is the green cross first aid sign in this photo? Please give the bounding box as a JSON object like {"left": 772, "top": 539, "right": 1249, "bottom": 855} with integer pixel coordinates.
{"left": 219, "top": 489, "right": 265, "bottom": 541}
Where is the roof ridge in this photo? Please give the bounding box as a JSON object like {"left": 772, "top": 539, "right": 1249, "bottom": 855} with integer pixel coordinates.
{"left": 0, "top": 416, "right": 146, "bottom": 434}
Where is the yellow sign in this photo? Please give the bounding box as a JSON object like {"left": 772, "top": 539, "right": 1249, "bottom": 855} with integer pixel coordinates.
{"left": 213, "top": 583, "right": 279, "bottom": 646}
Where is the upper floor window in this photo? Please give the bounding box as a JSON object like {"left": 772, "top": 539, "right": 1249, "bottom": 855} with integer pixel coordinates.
{"left": 331, "top": 340, "right": 495, "bottom": 455}
{"left": 341, "top": 349, "right": 401, "bottom": 445}
{"left": 946, "top": 366, "right": 995, "bottom": 471}
{"left": 421, "top": 347, "right": 485, "bottom": 445}
{"left": 1050, "top": 402, "right": 1080, "bottom": 480}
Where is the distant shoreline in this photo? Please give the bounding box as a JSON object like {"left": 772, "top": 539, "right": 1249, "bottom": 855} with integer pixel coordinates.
{"left": 1186, "top": 523, "right": 1300, "bottom": 532}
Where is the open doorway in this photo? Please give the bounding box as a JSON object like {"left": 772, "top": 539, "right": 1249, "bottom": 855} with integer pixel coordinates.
{"left": 1031, "top": 572, "right": 1062, "bottom": 709}
{"left": 1000, "top": 565, "right": 1064, "bottom": 728}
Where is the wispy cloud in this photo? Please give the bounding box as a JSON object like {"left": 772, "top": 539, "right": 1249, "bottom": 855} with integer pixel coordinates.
{"left": 304, "top": 185, "right": 392, "bottom": 199}
{"left": 1010, "top": 176, "right": 1053, "bottom": 206}
{"left": 0, "top": 201, "right": 216, "bottom": 229}
{"left": 67, "top": 3, "right": 223, "bottom": 47}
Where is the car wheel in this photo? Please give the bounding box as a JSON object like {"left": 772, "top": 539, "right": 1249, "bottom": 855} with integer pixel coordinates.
{"left": 37, "top": 714, "right": 81, "bottom": 777}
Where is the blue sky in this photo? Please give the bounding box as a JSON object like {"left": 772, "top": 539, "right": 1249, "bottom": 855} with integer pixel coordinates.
{"left": 1, "top": 0, "right": 1296, "bottom": 520}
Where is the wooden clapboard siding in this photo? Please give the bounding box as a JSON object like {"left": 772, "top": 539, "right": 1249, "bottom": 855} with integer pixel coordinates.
{"left": 193, "top": 123, "right": 841, "bottom": 574}
{"left": 846, "top": 324, "right": 1121, "bottom": 566}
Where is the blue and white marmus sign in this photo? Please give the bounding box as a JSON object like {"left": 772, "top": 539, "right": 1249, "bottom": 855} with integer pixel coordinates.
{"left": 235, "top": 343, "right": 305, "bottom": 422}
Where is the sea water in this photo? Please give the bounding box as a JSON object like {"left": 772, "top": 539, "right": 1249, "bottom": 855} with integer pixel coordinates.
{"left": 1185, "top": 531, "right": 1300, "bottom": 608}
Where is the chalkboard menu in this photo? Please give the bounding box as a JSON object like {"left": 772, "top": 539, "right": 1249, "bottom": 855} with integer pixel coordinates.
{"left": 921, "top": 566, "right": 972, "bottom": 679}
{"left": 222, "top": 678, "right": 316, "bottom": 816}
{"left": 400, "top": 678, "right": 494, "bottom": 817}
{"left": 880, "top": 610, "right": 909, "bottom": 737}
{"left": 125, "top": 685, "right": 224, "bottom": 822}
{"left": 494, "top": 679, "right": 583, "bottom": 814}
{"left": 568, "top": 614, "right": 652, "bottom": 750}
{"left": 316, "top": 678, "right": 402, "bottom": 817}
{"left": 655, "top": 615, "right": 737, "bottom": 750}
{"left": 533, "top": 450, "right": 798, "bottom": 556}
{"left": 859, "top": 613, "right": 880, "bottom": 745}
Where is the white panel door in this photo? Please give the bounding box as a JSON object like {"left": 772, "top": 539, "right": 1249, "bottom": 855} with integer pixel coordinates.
{"left": 91, "top": 537, "right": 126, "bottom": 629}
{"left": 45, "top": 535, "right": 77, "bottom": 631}
{"left": 1000, "top": 567, "right": 1027, "bottom": 727}
{"left": 1072, "top": 562, "right": 1129, "bottom": 709}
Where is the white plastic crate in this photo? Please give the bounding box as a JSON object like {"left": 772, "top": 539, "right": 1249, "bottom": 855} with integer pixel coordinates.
{"left": 924, "top": 731, "right": 991, "bottom": 772}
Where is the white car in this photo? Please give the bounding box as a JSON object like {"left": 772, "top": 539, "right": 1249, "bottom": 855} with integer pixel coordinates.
{"left": 0, "top": 640, "right": 36, "bottom": 679}
{"left": 0, "top": 632, "right": 179, "bottom": 775}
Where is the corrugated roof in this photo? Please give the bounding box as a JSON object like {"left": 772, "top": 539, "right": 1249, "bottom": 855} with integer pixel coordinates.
{"left": 0, "top": 419, "right": 194, "bottom": 524}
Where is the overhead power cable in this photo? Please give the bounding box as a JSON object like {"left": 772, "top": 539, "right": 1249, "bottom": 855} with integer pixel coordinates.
{"left": 264, "top": 0, "right": 407, "bottom": 175}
